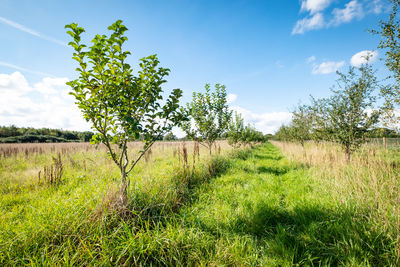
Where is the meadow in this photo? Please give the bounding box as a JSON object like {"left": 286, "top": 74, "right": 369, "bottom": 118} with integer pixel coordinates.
{"left": 0, "top": 141, "right": 399, "bottom": 265}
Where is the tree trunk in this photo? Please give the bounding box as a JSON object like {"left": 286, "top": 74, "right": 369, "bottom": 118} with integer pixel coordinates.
{"left": 120, "top": 169, "right": 128, "bottom": 204}
{"left": 209, "top": 144, "right": 212, "bottom": 155}
{"left": 345, "top": 148, "right": 351, "bottom": 162}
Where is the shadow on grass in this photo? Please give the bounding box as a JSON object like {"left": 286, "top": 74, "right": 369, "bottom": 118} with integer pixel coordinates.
{"left": 257, "top": 166, "right": 291, "bottom": 175}
{"left": 253, "top": 154, "right": 283, "bottom": 161}
{"left": 116, "top": 149, "right": 256, "bottom": 228}
{"left": 196, "top": 202, "right": 396, "bottom": 265}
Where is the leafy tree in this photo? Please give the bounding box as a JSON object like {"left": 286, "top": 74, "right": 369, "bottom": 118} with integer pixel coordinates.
{"left": 373, "top": 0, "right": 400, "bottom": 129}
{"left": 182, "top": 84, "right": 232, "bottom": 154}
{"left": 240, "top": 124, "right": 265, "bottom": 146}
{"left": 163, "top": 132, "right": 177, "bottom": 141}
{"left": 274, "top": 125, "right": 291, "bottom": 141}
{"left": 65, "top": 20, "right": 184, "bottom": 198}
{"left": 302, "top": 97, "right": 334, "bottom": 143}
{"left": 289, "top": 104, "right": 313, "bottom": 146}
{"left": 227, "top": 112, "right": 245, "bottom": 148}
{"left": 325, "top": 65, "right": 380, "bottom": 161}
{"left": 78, "top": 131, "right": 94, "bottom": 142}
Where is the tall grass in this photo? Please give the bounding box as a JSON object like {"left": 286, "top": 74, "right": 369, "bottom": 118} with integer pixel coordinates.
{"left": 272, "top": 140, "right": 400, "bottom": 259}
{"left": 0, "top": 141, "right": 234, "bottom": 265}
{"left": 1, "top": 141, "right": 399, "bottom": 265}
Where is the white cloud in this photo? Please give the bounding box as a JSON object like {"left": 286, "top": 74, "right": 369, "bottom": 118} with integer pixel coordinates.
{"left": 0, "top": 71, "right": 90, "bottom": 131}
{"left": 227, "top": 93, "right": 238, "bottom": 104}
{"left": 330, "top": 0, "right": 364, "bottom": 26}
{"left": 366, "top": 0, "right": 386, "bottom": 14}
{"left": 231, "top": 106, "right": 292, "bottom": 134}
{"left": 307, "top": 56, "right": 316, "bottom": 63}
{"left": 370, "top": 0, "right": 383, "bottom": 14}
{"left": 350, "top": 50, "right": 379, "bottom": 67}
{"left": 0, "top": 16, "right": 66, "bottom": 46}
{"left": 301, "top": 0, "right": 333, "bottom": 14}
{"left": 293, "top": 0, "right": 382, "bottom": 34}
{"left": 292, "top": 13, "right": 325, "bottom": 34}
{"left": 312, "top": 61, "right": 345, "bottom": 74}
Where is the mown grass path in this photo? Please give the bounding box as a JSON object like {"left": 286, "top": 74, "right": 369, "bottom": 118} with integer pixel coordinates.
{"left": 173, "top": 143, "right": 396, "bottom": 265}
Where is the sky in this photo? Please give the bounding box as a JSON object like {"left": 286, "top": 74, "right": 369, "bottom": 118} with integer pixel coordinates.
{"left": 0, "top": 0, "right": 393, "bottom": 135}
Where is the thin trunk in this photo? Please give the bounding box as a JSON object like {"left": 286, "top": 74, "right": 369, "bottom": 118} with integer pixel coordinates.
{"left": 120, "top": 168, "right": 128, "bottom": 204}
{"left": 345, "top": 148, "right": 351, "bottom": 162}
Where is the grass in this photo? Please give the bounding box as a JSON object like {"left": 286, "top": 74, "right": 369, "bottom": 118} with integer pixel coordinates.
{"left": 0, "top": 141, "right": 399, "bottom": 265}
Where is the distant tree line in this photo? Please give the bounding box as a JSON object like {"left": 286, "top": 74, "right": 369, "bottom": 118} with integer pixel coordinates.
{"left": 0, "top": 125, "right": 94, "bottom": 143}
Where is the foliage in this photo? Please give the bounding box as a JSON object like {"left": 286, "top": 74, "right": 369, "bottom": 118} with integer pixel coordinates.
{"left": 227, "top": 112, "right": 266, "bottom": 148}
{"left": 65, "top": 20, "right": 184, "bottom": 196}
{"left": 374, "top": 0, "right": 400, "bottom": 128}
{"left": 274, "top": 125, "right": 291, "bottom": 141}
{"left": 276, "top": 65, "right": 381, "bottom": 160}
{"left": 0, "top": 125, "right": 93, "bottom": 143}
{"left": 182, "top": 83, "right": 232, "bottom": 154}
{"left": 163, "top": 132, "right": 178, "bottom": 141}
{"left": 241, "top": 124, "right": 266, "bottom": 146}
{"left": 365, "top": 127, "right": 400, "bottom": 138}
{"left": 324, "top": 65, "right": 380, "bottom": 160}
{"left": 227, "top": 112, "right": 245, "bottom": 148}
{"left": 289, "top": 104, "right": 313, "bottom": 146}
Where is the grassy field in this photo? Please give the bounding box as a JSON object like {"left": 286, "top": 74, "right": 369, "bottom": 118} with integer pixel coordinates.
{"left": 0, "top": 141, "right": 399, "bottom": 265}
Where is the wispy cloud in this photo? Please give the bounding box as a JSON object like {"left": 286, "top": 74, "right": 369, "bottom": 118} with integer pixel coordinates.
{"left": 292, "top": 0, "right": 386, "bottom": 35}
{"left": 292, "top": 13, "right": 325, "bottom": 34}
{"left": 0, "top": 16, "right": 66, "bottom": 46}
{"left": 307, "top": 55, "right": 316, "bottom": 63}
{"left": 0, "top": 61, "right": 54, "bottom": 77}
{"left": 312, "top": 60, "right": 345, "bottom": 74}
{"left": 301, "top": 0, "right": 334, "bottom": 14}
{"left": 330, "top": 0, "right": 364, "bottom": 26}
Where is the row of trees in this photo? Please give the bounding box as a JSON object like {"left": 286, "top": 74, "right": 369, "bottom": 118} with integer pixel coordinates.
{"left": 0, "top": 125, "right": 94, "bottom": 143}
{"left": 276, "top": 0, "right": 400, "bottom": 161}
{"left": 65, "top": 21, "right": 266, "bottom": 198}
{"left": 227, "top": 112, "right": 267, "bottom": 148}
{"left": 276, "top": 63, "right": 382, "bottom": 160}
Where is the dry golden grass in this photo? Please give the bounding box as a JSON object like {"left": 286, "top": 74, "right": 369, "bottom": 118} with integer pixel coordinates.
{"left": 0, "top": 141, "right": 231, "bottom": 190}
{"left": 272, "top": 140, "right": 400, "bottom": 233}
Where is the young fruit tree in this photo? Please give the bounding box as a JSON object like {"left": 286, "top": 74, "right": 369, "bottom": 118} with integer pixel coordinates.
{"left": 65, "top": 20, "right": 184, "bottom": 199}
{"left": 227, "top": 112, "right": 245, "bottom": 148}
{"left": 325, "top": 65, "right": 380, "bottom": 161}
{"left": 289, "top": 104, "right": 313, "bottom": 147}
{"left": 182, "top": 83, "right": 232, "bottom": 155}
{"left": 308, "top": 97, "right": 333, "bottom": 142}
{"left": 241, "top": 124, "right": 265, "bottom": 147}
{"left": 374, "top": 0, "right": 400, "bottom": 129}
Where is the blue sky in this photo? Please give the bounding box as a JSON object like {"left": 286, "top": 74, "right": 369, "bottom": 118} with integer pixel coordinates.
{"left": 0, "top": 0, "right": 392, "bottom": 134}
